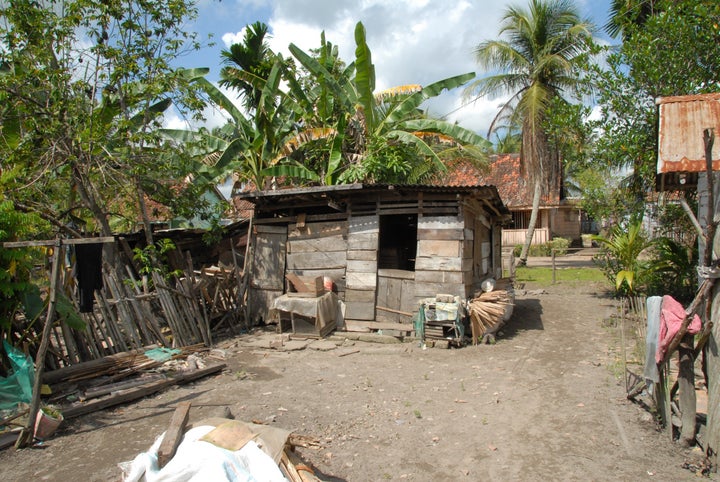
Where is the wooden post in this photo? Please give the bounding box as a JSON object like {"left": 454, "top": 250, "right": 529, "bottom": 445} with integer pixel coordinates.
{"left": 678, "top": 333, "right": 696, "bottom": 446}
{"left": 15, "top": 240, "right": 62, "bottom": 448}
{"left": 551, "top": 249, "right": 556, "bottom": 284}
{"left": 705, "top": 126, "right": 720, "bottom": 465}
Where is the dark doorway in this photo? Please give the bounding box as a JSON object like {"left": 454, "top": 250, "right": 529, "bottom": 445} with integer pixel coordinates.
{"left": 378, "top": 214, "right": 417, "bottom": 271}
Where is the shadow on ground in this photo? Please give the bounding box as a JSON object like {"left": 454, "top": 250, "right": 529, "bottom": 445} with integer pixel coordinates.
{"left": 500, "top": 297, "right": 543, "bottom": 341}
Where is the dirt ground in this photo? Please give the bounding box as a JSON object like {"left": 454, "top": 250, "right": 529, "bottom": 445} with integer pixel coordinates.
{"left": 0, "top": 278, "right": 712, "bottom": 481}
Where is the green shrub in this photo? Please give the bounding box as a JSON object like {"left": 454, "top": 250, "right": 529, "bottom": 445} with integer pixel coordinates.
{"left": 548, "top": 237, "right": 570, "bottom": 256}
{"left": 514, "top": 238, "right": 571, "bottom": 257}
{"left": 513, "top": 244, "right": 522, "bottom": 257}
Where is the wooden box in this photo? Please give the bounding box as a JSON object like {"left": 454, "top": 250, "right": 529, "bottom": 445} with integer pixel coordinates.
{"left": 285, "top": 273, "right": 324, "bottom": 297}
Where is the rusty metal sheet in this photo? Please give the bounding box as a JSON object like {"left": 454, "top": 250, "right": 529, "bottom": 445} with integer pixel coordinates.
{"left": 657, "top": 93, "right": 720, "bottom": 174}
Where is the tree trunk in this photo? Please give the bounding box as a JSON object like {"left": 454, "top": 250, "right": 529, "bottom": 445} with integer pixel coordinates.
{"left": 135, "top": 176, "right": 155, "bottom": 247}
{"left": 72, "top": 163, "right": 113, "bottom": 237}
{"left": 517, "top": 180, "right": 542, "bottom": 267}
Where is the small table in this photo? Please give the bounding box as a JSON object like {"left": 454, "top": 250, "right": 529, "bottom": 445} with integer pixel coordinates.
{"left": 270, "top": 291, "right": 338, "bottom": 337}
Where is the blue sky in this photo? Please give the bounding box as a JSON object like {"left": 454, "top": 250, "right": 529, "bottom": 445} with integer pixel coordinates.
{"left": 170, "top": 0, "right": 615, "bottom": 135}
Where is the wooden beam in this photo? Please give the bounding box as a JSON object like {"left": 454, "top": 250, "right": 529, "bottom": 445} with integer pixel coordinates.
{"left": 376, "top": 306, "right": 413, "bottom": 317}
{"left": 16, "top": 241, "right": 62, "bottom": 448}
{"left": 157, "top": 401, "right": 192, "bottom": 468}
{"left": 3, "top": 236, "right": 115, "bottom": 248}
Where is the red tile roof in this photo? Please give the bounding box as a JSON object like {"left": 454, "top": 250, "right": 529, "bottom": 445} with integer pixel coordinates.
{"left": 438, "top": 154, "right": 560, "bottom": 209}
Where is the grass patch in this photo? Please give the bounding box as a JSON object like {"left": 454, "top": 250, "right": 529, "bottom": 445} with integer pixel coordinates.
{"left": 512, "top": 266, "right": 609, "bottom": 287}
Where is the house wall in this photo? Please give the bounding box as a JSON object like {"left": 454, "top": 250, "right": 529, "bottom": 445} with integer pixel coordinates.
{"left": 247, "top": 225, "right": 287, "bottom": 324}
{"left": 463, "top": 204, "right": 496, "bottom": 292}
{"left": 551, "top": 207, "right": 581, "bottom": 242}
{"left": 286, "top": 219, "right": 349, "bottom": 295}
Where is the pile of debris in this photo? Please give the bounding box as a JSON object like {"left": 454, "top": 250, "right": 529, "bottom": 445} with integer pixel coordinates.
{"left": 0, "top": 344, "right": 225, "bottom": 449}
{"left": 120, "top": 402, "right": 322, "bottom": 482}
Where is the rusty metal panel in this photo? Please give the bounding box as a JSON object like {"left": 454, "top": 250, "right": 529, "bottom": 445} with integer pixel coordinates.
{"left": 657, "top": 93, "right": 720, "bottom": 175}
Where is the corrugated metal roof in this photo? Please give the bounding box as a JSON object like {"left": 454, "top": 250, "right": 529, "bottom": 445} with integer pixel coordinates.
{"left": 657, "top": 93, "right": 720, "bottom": 177}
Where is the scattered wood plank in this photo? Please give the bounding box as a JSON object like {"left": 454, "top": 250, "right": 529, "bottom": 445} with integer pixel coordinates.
{"left": 282, "top": 447, "right": 320, "bottom": 482}
{"left": 337, "top": 349, "right": 360, "bottom": 357}
{"left": 83, "top": 374, "right": 166, "bottom": 400}
{"left": 61, "top": 364, "right": 225, "bottom": 419}
{"left": 0, "top": 431, "right": 20, "bottom": 450}
{"left": 157, "top": 401, "right": 192, "bottom": 468}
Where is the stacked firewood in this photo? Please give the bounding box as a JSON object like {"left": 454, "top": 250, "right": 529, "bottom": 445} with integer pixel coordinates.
{"left": 467, "top": 278, "right": 514, "bottom": 345}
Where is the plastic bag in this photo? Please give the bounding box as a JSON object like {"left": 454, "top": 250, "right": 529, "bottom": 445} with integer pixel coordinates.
{"left": 0, "top": 340, "right": 35, "bottom": 411}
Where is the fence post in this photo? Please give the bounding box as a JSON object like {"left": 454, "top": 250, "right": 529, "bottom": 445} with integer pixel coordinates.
{"left": 551, "top": 249, "right": 556, "bottom": 284}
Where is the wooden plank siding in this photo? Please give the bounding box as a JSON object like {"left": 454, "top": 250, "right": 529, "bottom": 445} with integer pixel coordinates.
{"left": 376, "top": 269, "right": 416, "bottom": 324}
{"left": 287, "top": 220, "right": 349, "bottom": 296}
{"left": 239, "top": 185, "right": 509, "bottom": 329}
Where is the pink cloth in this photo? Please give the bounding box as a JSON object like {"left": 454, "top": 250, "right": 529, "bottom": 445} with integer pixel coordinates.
{"left": 656, "top": 295, "right": 702, "bottom": 363}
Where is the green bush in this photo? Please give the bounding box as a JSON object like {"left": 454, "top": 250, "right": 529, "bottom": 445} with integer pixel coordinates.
{"left": 513, "top": 244, "right": 522, "bottom": 257}
{"left": 513, "top": 238, "right": 570, "bottom": 257}
{"left": 548, "top": 237, "right": 570, "bottom": 256}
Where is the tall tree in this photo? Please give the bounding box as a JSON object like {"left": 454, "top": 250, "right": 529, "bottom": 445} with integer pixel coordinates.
{"left": 593, "top": 0, "right": 720, "bottom": 213}
{"left": 219, "top": 21, "right": 277, "bottom": 114}
{"left": 0, "top": 0, "right": 208, "bottom": 244}
{"left": 605, "top": 0, "right": 660, "bottom": 39}
{"left": 465, "top": 0, "right": 594, "bottom": 266}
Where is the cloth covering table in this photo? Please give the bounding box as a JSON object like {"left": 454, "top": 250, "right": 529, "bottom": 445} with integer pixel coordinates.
{"left": 270, "top": 291, "right": 338, "bottom": 336}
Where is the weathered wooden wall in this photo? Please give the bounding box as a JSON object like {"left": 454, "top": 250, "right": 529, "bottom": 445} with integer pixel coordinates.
{"left": 414, "top": 216, "right": 468, "bottom": 300}
{"left": 376, "top": 269, "right": 415, "bottom": 323}
{"left": 287, "top": 220, "right": 348, "bottom": 295}
{"left": 244, "top": 188, "right": 506, "bottom": 331}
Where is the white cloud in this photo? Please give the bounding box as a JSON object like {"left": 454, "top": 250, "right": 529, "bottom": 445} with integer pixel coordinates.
{"left": 212, "top": 0, "right": 609, "bottom": 137}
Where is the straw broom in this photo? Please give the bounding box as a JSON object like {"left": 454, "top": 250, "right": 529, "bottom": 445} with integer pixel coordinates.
{"left": 467, "top": 286, "right": 513, "bottom": 344}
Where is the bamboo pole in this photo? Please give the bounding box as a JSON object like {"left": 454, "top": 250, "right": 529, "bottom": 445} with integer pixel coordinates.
{"left": 124, "top": 265, "right": 166, "bottom": 345}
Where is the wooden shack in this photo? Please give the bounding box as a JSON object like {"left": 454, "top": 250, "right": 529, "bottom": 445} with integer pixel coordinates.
{"left": 236, "top": 184, "right": 510, "bottom": 331}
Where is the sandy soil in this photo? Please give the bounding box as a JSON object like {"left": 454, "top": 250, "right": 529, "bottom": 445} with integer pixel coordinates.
{"left": 0, "top": 279, "right": 711, "bottom": 481}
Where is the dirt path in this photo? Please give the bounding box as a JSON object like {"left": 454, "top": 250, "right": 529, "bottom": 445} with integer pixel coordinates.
{"left": 0, "top": 281, "right": 706, "bottom": 481}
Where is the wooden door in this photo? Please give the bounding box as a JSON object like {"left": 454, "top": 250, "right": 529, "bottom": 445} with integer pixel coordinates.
{"left": 247, "top": 225, "right": 287, "bottom": 324}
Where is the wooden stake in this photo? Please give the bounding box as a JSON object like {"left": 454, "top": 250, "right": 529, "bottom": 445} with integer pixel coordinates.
{"left": 678, "top": 333, "right": 696, "bottom": 446}
{"left": 15, "top": 241, "right": 62, "bottom": 448}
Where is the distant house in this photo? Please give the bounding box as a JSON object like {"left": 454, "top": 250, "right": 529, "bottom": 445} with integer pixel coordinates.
{"left": 439, "top": 154, "right": 590, "bottom": 247}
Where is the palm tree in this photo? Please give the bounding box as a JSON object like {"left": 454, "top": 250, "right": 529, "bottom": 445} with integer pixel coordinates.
{"left": 465, "top": 0, "right": 593, "bottom": 266}
{"left": 605, "top": 0, "right": 659, "bottom": 39}
{"left": 219, "top": 21, "right": 277, "bottom": 114}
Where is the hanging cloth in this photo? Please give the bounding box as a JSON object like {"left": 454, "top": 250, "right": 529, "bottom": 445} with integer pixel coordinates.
{"left": 75, "top": 243, "right": 104, "bottom": 312}
{"left": 655, "top": 294, "right": 702, "bottom": 363}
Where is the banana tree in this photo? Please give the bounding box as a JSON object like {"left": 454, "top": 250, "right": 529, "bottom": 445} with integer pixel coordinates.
{"left": 593, "top": 221, "right": 653, "bottom": 295}
{"left": 160, "top": 62, "right": 298, "bottom": 192}
{"left": 267, "top": 21, "right": 491, "bottom": 186}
